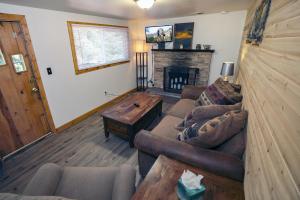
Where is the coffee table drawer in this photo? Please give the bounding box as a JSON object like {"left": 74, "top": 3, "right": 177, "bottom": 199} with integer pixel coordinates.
{"left": 105, "top": 119, "right": 128, "bottom": 137}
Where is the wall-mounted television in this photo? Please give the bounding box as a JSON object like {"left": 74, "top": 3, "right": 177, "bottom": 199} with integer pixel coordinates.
{"left": 145, "top": 25, "right": 173, "bottom": 43}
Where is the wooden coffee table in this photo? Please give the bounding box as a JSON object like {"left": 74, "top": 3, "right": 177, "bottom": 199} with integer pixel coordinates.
{"left": 101, "top": 92, "right": 162, "bottom": 147}
{"left": 132, "top": 155, "right": 244, "bottom": 200}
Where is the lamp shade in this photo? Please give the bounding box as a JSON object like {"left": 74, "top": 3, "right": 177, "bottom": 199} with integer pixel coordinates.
{"left": 220, "top": 62, "right": 234, "bottom": 76}
{"left": 134, "top": 40, "right": 147, "bottom": 52}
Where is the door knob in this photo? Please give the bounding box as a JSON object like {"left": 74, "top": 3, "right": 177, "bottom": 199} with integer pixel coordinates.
{"left": 31, "top": 87, "right": 39, "bottom": 94}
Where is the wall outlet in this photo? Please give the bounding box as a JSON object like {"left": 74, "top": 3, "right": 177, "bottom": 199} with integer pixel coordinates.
{"left": 148, "top": 80, "right": 154, "bottom": 86}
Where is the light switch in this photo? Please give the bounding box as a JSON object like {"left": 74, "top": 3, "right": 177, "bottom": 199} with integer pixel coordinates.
{"left": 47, "top": 67, "right": 52, "bottom": 75}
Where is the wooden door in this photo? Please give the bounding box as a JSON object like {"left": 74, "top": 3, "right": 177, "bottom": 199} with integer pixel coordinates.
{"left": 0, "top": 21, "right": 50, "bottom": 157}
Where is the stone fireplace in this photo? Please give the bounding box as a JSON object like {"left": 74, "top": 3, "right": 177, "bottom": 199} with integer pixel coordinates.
{"left": 152, "top": 49, "right": 214, "bottom": 92}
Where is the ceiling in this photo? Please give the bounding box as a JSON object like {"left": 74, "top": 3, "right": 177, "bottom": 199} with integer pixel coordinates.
{"left": 0, "top": 0, "right": 253, "bottom": 20}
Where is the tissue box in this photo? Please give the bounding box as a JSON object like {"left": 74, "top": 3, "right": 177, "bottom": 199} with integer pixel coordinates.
{"left": 177, "top": 178, "right": 206, "bottom": 200}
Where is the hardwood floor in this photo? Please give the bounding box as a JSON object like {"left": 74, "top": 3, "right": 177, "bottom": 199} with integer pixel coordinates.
{"left": 0, "top": 94, "right": 178, "bottom": 194}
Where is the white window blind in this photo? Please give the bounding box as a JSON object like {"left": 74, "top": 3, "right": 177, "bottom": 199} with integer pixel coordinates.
{"left": 71, "top": 23, "right": 129, "bottom": 71}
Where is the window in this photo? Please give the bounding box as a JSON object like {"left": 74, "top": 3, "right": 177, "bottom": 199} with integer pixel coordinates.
{"left": 0, "top": 48, "right": 6, "bottom": 66}
{"left": 67, "top": 21, "right": 130, "bottom": 74}
{"left": 11, "top": 54, "right": 27, "bottom": 73}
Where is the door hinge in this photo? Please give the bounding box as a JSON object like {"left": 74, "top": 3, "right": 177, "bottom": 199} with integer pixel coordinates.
{"left": 12, "top": 32, "right": 17, "bottom": 38}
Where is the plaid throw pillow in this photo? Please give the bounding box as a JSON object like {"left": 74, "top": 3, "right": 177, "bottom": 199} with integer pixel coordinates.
{"left": 195, "top": 78, "right": 243, "bottom": 106}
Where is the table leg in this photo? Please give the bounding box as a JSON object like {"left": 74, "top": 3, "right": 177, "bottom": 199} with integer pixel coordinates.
{"left": 0, "top": 159, "right": 4, "bottom": 180}
{"left": 158, "top": 101, "right": 163, "bottom": 117}
{"left": 103, "top": 118, "right": 109, "bottom": 138}
{"left": 128, "top": 125, "right": 135, "bottom": 148}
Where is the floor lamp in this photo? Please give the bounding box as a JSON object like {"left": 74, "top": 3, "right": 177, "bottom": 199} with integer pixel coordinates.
{"left": 135, "top": 40, "right": 148, "bottom": 91}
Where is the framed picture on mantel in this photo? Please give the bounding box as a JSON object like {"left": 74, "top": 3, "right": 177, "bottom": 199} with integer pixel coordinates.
{"left": 174, "top": 22, "right": 194, "bottom": 49}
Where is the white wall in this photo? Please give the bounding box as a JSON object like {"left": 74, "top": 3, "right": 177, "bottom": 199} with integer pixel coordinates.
{"left": 129, "top": 10, "right": 247, "bottom": 84}
{"left": 0, "top": 3, "right": 136, "bottom": 128}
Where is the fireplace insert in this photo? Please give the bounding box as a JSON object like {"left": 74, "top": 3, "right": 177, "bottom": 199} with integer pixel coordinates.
{"left": 163, "top": 66, "right": 199, "bottom": 93}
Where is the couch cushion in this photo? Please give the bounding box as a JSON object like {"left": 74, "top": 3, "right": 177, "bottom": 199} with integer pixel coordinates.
{"left": 55, "top": 167, "right": 119, "bottom": 200}
{"left": 24, "top": 164, "right": 136, "bottom": 200}
{"left": 167, "top": 99, "right": 195, "bottom": 119}
{"left": 23, "top": 163, "right": 63, "bottom": 196}
{"left": 112, "top": 165, "right": 136, "bottom": 200}
{"left": 195, "top": 78, "right": 243, "bottom": 106}
{"left": 214, "top": 130, "right": 246, "bottom": 159}
{"left": 152, "top": 115, "right": 182, "bottom": 139}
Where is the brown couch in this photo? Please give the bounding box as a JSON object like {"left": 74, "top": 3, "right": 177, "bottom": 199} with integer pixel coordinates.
{"left": 134, "top": 85, "right": 245, "bottom": 182}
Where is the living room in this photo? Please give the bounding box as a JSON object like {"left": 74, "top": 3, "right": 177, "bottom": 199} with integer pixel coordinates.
{"left": 0, "top": 0, "right": 299, "bottom": 200}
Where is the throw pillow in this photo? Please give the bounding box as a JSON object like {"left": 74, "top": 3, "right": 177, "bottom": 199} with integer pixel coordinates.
{"left": 175, "top": 103, "right": 242, "bottom": 131}
{"left": 175, "top": 112, "right": 208, "bottom": 131}
{"left": 177, "top": 123, "right": 202, "bottom": 141}
{"left": 195, "top": 78, "right": 243, "bottom": 106}
{"left": 177, "top": 110, "right": 248, "bottom": 149}
{"left": 188, "top": 110, "right": 248, "bottom": 148}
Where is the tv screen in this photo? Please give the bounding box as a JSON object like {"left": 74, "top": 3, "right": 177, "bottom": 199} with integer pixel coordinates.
{"left": 145, "top": 25, "right": 173, "bottom": 43}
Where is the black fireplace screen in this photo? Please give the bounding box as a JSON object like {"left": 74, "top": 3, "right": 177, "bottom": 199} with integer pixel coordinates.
{"left": 163, "top": 66, "right": 199, "bottom": 93}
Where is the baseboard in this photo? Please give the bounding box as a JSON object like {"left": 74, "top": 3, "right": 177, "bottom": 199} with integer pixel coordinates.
{"left": 55, "top": 88, "right": 136, "bottom": 133}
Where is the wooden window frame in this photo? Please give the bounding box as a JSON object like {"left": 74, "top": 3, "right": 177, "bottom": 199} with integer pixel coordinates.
{"left": 67, "top": 21, "right": 130, "bottom": 75}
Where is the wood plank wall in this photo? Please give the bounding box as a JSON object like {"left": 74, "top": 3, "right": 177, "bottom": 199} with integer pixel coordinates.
{"left": 236, "top": 0, "right": 300, "bottom": 199}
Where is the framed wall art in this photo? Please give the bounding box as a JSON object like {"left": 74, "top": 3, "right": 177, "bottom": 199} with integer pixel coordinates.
{"left": 174, "top": 22, "right": 194, "bottom": 49}
{"left": 247, "top": 0, "right": 272, "bottom": 45}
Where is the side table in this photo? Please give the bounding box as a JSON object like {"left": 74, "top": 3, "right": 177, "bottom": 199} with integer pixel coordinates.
{"left": 132, "top": 155, "right": 244, "bottom": 200}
